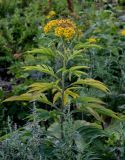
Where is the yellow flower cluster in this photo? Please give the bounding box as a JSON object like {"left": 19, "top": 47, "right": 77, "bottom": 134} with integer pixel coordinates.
{"left": 87, "top": 37, "right": 97, "bottom": 43}
{"left": 55, "top": 27, "right": 64, "bottom": 37}
{"left": 120, "top": 29, "right": 125, "bottom": 36}
{"left": 46, "top": 11, "right": 56, "bottom": 19}
{"left": 44, "top": 19, "right": 76, "bottom": 40}
{"left": 44, "top": 20, "right": 58, "bottom": 33}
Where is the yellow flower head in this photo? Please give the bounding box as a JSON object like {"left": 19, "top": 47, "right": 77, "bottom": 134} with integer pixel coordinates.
{"left": 63, "top": 27, "right": 75, "bottom": 39}
{"left": 88, "top": 37, "right": 97, "bottom": 43}
{"left": 44, "top": 19, "right": 76, "bottom": 40}
{"left": 44, "top": 20, "right": 58, "bottom": 33}
{"left": 46, "top": 11, "right": 56, "bottom": 19}
{"left": 120, "top": 29, "right": 125, "bottom": 36}
{"left": 55, "top": 26, "right": 64, "bottom": 37}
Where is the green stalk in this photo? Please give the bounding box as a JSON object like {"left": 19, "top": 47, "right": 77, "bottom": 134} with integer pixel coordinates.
{"left": 60, "top": 43, "right": 66, "bottom": 139}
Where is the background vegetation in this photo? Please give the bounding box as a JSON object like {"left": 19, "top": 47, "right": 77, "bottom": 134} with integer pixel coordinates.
{"left": 1, "top": 0, "right": 125, "bottom": 159}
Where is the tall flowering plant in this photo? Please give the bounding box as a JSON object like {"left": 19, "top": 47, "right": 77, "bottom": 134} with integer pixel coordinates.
{"left": 4, "top": 19, "right": 121, "bottom": 138}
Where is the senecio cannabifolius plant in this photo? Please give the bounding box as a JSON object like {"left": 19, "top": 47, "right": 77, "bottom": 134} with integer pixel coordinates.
{"left": 4, "top": 19, "right": 120, "bottom": 138}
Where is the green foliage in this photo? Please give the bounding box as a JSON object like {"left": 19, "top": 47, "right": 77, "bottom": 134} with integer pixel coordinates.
{"left": 0, "top": 0, "right": 47, "bottom": 66}
{"left": 0, "top": 111, "right": 102, "bottom": 160}
{"left": 4, "top": 42, "right": 121, "bottom": 124}
{"left": 1, "top": 0, "right": 125, "bottom": 159}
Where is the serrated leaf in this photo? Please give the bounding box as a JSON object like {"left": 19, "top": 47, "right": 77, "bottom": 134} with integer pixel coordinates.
{"left": 72, "top": 78, "right": 110, "bottom": 93}
{"left": 78, "top": 96, "right": 105, "bottom": 105}
{"left": 69, "top": 66, "right": 90, "bottom": 71}
{"left": 67, "top": 50, "right": 83, "bottom": 61}
{"left": 28, "top": 83, "right": 53, "bottom": 93}
{"left": 28, "top": 81, "right": 59, "bottom": 93}
{"left": 79, "top": 103, "right": 121, "bottom": 120}
{"left": 3, "top": 93, "right": 32, "bottom": 102}
{"left": 94, "top": 107, "right": 121, "bottom": 120}
{"left": 26, "top": 47, "right": 55, "bottom": 57}
{"left": 75, "top": 43, "right": 102, "bottom": 50}
{"left": 86, "top": 107, "right": 103, "bottom": 122}
{"left": 65, "top": 89, "right": 79, "bottom": 99}
{"left": 78, "top": 125, "right": 106, "bottom": 142}
{"left": 39, "top": 94, "right": 53, "bottom": 106}
{"left": 53, "top": 92, "right": 61, "bottom": 104}
{"left": 69, "top": 65, "right": 89, "bottom": 79}
{"left": 23, "top": 65, "right": 57, "bottom": 78}
{"left": 63, "top": 92, "right": 68, "bottom": 106}
{"left": 72, "top": 70, "right": 88, "bottom": 77}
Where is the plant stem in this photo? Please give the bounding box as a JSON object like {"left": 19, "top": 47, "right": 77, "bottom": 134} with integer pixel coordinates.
{"left": 60, "top": 44, "right": 66, "bottom": 139}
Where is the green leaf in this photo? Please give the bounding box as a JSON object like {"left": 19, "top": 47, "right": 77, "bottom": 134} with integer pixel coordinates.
{"left": 3, "top": 93, "right": 33, "bottom": 102}
{"left": 86, "top": 107, "right": 103, "bottom": 122}
{"left": 69, "top": 66, "right": 90, "bottom": 71}
{"left": 69, "top": 66, "right": 89, "bottom": 79}
{"left": 67, "top": 50, "right": 83, "bottom": 61}
{"left": 28, "top": 81, "right": 59, "bottom": 93}
{"left": 75, "top": 42, "right": 102, "bottom": 50}
{"left": 63, "top": 92, "right": 69, "bottom": 106}
{"left": 78, "top": 96, "right": 105, "bottom": 105}
{"left": 53, "top": 92, "right": 61, "bottom": 104}
{"left": 23, "top": 65, "right": 57, "bottom": 78}
{"left": 65, "top": 89, "right": 79, "bottom": 99}
{"left": 48, "top": 122, "right": 61, "bottom": 138}
{"left": 39, "top": 94, "right": 53, "bottom": 106}
{"left": 94, "top": 107, "right": 121, "bottom": 120}
{"left": 26, "top": 47, "right": 55, "bottom": 57}
{"left": 78, "top": 125, "right": 106, "bottom": 142}
{"left": 72, "top": 78, "right": 110, "bottom": 93}
{"left": 3, "top": 92, "right": 53, "bottom": 106}
{"left": 80, "top": 103, "right": 121, "bottom": 120}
